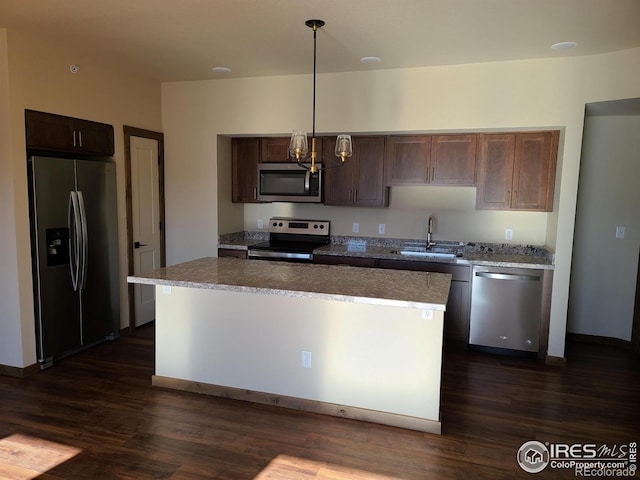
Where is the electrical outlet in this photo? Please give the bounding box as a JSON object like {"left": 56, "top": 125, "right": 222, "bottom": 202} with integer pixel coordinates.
{"left": 257, "top": 218, "right": 264, "bottom": 229}
{"left": 352, "top": 222, "right": 360, "bottom": 233}
{"left": 301, "top": 350, "right": 312, "bottom": 368}
{"left": 616, "top": 226, "right": 625, "bottom": 239}
{"left": 505, "top": 228, "right": 513, "bottom": 240}
{"left": 378, "top": 224, "right": 386, "bottom": 234}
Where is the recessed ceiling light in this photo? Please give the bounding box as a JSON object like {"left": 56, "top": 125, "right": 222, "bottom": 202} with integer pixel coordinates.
{"left": 360, "top": 56, "right": 382, "bottom": 64}
{"left": 551, "top": 41, "right": 578, "bottom": 50}
{"left": 212, "top": 66, "right": 232, "bottom": 74}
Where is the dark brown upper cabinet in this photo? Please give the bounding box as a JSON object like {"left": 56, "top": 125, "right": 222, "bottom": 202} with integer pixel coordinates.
{"left": 260, "top": 137, "right": 294, "bottom": 162}
{"left": 476, "top": 131, "right": 559, "bottom": 211}
{"left": 25, "top": 110, "right": 114, "bottom": 156}
{"left": 324, "top": 136, "right": 387, "bottom": 207}
{"left": 385, "top": 135, "right": 431, "bottom": 185}
{"left": 430, "top": 134, "right": 477, "bottom": 186}
{"left": 232, "top": 137, "right": 260, "bottom": 203}
{"left": 385, "top": 134, "right": 477, "bottom": 186}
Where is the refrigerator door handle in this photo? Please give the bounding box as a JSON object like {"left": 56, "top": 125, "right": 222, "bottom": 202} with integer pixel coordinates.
{"left": 77, "top": 191, "right": 88, "bottom": 290}
{"left": 68, "top": 191, "right": 81, "bottom": 291}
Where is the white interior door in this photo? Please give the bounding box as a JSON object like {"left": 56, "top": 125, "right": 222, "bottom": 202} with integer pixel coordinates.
{"left": 131, "top": 136, "right": 160, "bottom": 327}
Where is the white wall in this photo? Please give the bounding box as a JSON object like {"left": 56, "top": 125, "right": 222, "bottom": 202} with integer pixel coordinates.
{"left": 0, "top": 29, "right": 162, "bottom": 369}
{"left": 569, "top": 114, "right": 640, "bottom": 340}
{"left": 162, "top": 48, "right": 640, "bottom": 359}
{"left": 156, "top": 286, "right": 444, "bottom": 423}
{"left": 0, "top": 29, "right": 27, "bottom": 367}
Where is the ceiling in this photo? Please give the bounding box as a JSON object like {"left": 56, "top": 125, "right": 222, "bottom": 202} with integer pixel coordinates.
{"left": 1, "top": 0, "right": 640, "bottom": 82}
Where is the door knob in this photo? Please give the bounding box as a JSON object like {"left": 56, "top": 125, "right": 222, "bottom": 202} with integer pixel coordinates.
{"left": 134, "top": 242, "right": 149, "bottom": 249}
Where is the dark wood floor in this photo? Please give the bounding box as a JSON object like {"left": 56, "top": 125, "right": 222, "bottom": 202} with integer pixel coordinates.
{"left": 1, "top": 324, "right": 638, "bottom": 479}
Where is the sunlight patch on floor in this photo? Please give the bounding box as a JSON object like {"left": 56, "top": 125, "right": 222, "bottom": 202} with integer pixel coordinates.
{"left": 254, "top": 454, "right": 404, "bottom": 480}
{"left": 0, "top": 433, "right": 82, "bottom": 479}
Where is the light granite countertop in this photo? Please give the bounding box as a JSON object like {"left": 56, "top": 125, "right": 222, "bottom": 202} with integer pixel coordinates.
{"left": 127, "top": 257, "right": 451, "bottom": 311}
{"left": 218, "top": 232, "right": 555, "bottom": 270}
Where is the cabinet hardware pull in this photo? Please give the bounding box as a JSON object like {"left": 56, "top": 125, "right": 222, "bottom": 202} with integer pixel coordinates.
{"left": 78, "top": 131, "right": 82, "bottom": 147}
{"left": 73, "top": 131, "right": 77, "bottom": 147}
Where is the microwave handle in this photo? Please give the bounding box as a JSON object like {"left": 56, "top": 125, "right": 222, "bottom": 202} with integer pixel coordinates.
{"left": 304, "top": 170, "right": 311, "bottom": 193}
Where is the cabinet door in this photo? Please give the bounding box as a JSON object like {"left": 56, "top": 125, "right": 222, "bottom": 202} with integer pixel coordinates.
{"left": 445, "top": 280, "right": 470, "bottom": 342}
{"left": 218, "top": 248, "right": 248, "bottom": 259}
{"left": 353, "top": 136, "right": 387, "bottom": 207}
{"left": 73, "top": 119, "right": 115, "bottom": 155}
{"left": 511, "top": 131, "right": 558, "bottom": 211}
{"left": 385, "top": 135, "right": 431, "bottom": 185}
{"left": 430, "top": 134, "right": 477, "bottom": 186}
{"left": 323, "top": 136, "right": 356, "bottom": 205}
{"left": 232, "top": 138, "right": 260, "bottom": 203}
{"left": 260, "top": 137, "right": 294, "bottom": 162}
{"left": 25, "top": 110, "right": 75, "bottom": 152}
{"left": 476, "top": 134, "right": 516, "bottom": 210}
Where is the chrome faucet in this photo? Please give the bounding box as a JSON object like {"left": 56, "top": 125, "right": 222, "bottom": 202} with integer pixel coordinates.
{"left": 427, "top": 215, "right": 436, "bottom": 249}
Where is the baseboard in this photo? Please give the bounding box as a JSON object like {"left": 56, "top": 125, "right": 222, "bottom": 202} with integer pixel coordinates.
{"left": 567, "top": 333, "right": 633, "bottom": 350}
{"left": 0, "top": 362, "right": 40, "bottom": 378}
{"left": 544, "top": 355, "right": 567, "bottom": 367}
{"left": 152, "top": 375, "right": 442, "bottom": 435}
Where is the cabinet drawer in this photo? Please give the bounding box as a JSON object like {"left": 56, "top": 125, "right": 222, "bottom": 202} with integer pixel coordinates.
{"left": 218, "top": 248, "right": 248, "bottom": 259}
{"left": 377, "top": 259, "right": 470, "bottom": 282}
{"left": 314, "top": 255, "right": 378, "bottom": 268}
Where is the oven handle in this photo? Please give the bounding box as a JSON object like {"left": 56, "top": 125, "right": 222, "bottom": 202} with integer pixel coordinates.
{"left": 248, "top": 250, "right": 313, "bottom": 261}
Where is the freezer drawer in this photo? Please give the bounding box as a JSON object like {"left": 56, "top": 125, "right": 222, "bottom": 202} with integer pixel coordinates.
{"left": 469, "top": 266, "right": 542, "bottom": 352}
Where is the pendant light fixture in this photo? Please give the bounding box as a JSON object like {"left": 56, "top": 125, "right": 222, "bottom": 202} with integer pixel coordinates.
{"left": 289, "top": 20, "right": 353, "bottom": 173}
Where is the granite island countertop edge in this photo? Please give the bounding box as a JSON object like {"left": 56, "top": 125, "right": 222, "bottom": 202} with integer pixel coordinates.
{"left": 128, "top": 257, "right": 450, "bottom": 311}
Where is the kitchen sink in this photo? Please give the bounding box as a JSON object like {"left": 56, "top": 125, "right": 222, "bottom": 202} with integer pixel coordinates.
{"left": 392, "top": 250, "right": 457, "bottom": 259}
{"left": 390, "top": 245, "right": 459, "bottom": 259}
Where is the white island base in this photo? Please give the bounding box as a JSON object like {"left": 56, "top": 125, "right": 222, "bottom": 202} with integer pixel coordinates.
{"left": 152, "top": 285, "right": 444, "bottom": 434}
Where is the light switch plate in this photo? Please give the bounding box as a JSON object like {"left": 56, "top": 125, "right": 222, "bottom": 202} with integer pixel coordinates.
{"left": 616, "top": 226, "right": 625, "bottom": 239}
{"left": 378, "top": 224, "right": 386, "bottom": 234}
{"left": 505, "top": 228, "right": 513, "bottom": 240}
{"left": 352, "top": 223, "right": 360, "bottom": 233}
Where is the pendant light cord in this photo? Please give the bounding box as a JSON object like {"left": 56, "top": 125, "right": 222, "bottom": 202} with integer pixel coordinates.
{"left": 312, "top": 24, "right": 318, "bottom": 140}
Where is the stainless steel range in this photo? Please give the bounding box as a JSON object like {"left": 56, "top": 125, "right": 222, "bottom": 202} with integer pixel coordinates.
{"left": 247, "top": 217, "right": 330, "bottom": 262}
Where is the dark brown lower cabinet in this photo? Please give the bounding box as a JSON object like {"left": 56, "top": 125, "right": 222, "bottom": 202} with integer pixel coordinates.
{"left": 217, "top": 248, "right": 248, "bottom": 259}
{"left": 312, "top": 254, "right": 378, "bottom": 268}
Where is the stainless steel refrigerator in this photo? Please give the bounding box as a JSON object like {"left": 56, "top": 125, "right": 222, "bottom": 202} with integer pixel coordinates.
{"left": 28, "top": 156, "right": 120, "bottom": 368}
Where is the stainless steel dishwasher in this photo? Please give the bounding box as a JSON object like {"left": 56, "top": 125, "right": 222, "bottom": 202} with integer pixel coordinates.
{"left": 469, "top": 266, "right": 543, "bottom": 353}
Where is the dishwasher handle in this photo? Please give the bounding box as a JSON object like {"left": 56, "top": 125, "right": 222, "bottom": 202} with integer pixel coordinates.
{"left": 474, "top": 271, "right": 541, "bottom": 282}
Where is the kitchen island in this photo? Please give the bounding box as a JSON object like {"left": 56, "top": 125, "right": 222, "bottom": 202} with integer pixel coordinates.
{"left": 128, "top": 257, "right": 451, "bottom": 434}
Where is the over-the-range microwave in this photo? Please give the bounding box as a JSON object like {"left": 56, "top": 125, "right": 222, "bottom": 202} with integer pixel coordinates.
{"left": 257, "top": 162, "right": 322, "bottom": 203}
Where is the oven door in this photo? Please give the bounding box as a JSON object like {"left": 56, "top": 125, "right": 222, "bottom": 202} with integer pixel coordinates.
{"left": 257, "top": 163, "right": 322, "bottom": 203}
